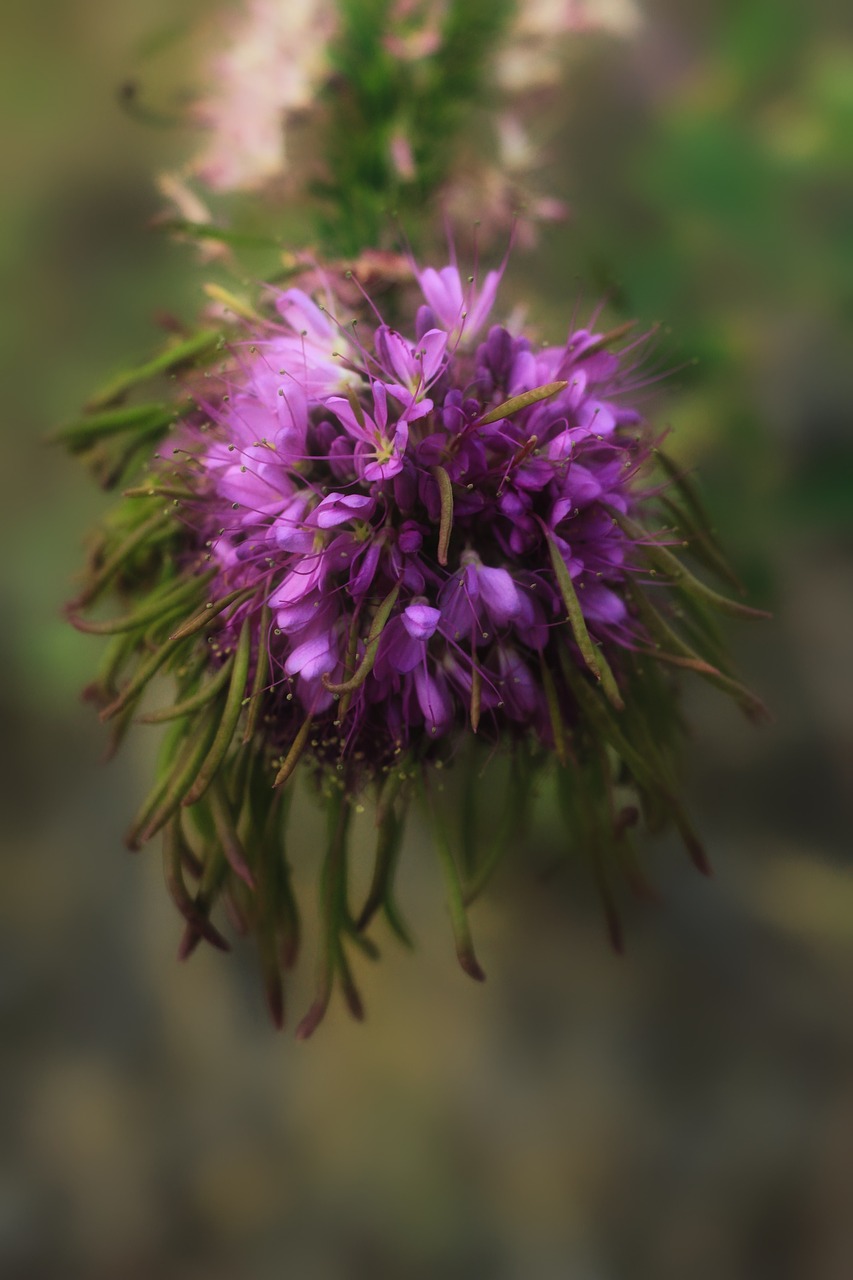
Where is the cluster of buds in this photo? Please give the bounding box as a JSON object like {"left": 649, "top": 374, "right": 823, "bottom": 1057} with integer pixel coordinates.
{"left": 59, "top": 256, "right": 766, "bottom": 1034}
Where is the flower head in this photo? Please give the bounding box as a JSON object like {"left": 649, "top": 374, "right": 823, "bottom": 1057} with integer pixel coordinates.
{"left": 64, "top": 256, "right": 765, "bottom": 1034}
{"left": 181, "top": 261, "right": 661, "bottom": 765}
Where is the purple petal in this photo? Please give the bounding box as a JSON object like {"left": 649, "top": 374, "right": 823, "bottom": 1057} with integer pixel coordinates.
{"left": 563, "top": 463, "right": 603, "bottom": 507}
{"left": 496, "top": 647, "right": 541, "bottom": 720}
{"left": 578, "top": 399, "right": 616, "bottom": 436}
{"left": 467, "top": 269, "right": 502, "bottom": 336}
{"left": 419, "top": 329, "right": 448, "bottom": 381}
{"left": 285, "top": 629, "right": 337, "bottom": 679}
{"left": 547, "top": 431, "right": 573, "bottom": 463}
{"left": 376, "top": 326, "right": 416, "bottom": 385}
{"left": 477, "top": 565, "right": 521, "bottom": 626}
{"left": 398, "top": 521, "right": 423, "bottom": 554}
{"left": 269, "top": 554, "right": 325, "bottom": 609}
{"left": 402, "top": 604, "right": 441, "bottom": 641}
{"left": 326, "top": 396, "right": 366, "bottom": 441}
{"left": 514, "top": 458, "right": 554, "bottom": 491}
{"left": 275, "top": 595, "right": 322, "bottom": 634}
{"left": 311, "top": 492, "right": 375, "bottom": 528}
{"left": 371, "top": 381, "right": 388, "bottom": 430}
{"left": 274, "top": 288, "right": 334, "bottom": 341}
{"left": 580, "top": 583, "right": 627, "bottom": 625}
{"left": 348, "top": 538, "right": 382, "bottom": 597}
{"left": 271, "top": 491, "right": 314, "bottom": 551}
{"left": 362, "top": 454, "right": 404, "bottom": 482}
{"left": 508, "top": 349, "right": 538, "bottom": 395}
{"left": 551, "top": 496, "right": 574, "bottom": 528}
{"left": 418, "top": 266, "right": 463, "bottom": 328}
{"left": 414, "top": 667, "right": 452, "bottom": 735}
{"left": 380, "top": 620, "right": 424, "bottom": 674}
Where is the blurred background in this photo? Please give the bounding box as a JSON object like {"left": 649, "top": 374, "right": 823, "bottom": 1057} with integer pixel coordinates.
{"left": 2, "top": 0, "right": 852, "bottom": 1276}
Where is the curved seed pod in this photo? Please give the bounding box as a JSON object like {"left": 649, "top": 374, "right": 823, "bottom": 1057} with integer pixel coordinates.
{"left": 654, "top": 448, "right": 717, "bottom": 535}
{"left": 546, "top": 530, "right": 624, "bottom": 710}
{"left": 607, "top": 506, "right": 771, "bottom": 621}
{"left": 420, "top": 774, "right": 485, "bottom": 983}
{"left": 169, "top": 586, "right": 258, "bottom": 642}
{"left": 322, "top": 582, "right": 401, "bottom": 696}
{"left": 72, "top": 509, "right": 173, "bottom": 609}
{"left": 83, "top": 630, "right": 137, "bottom": 706}
{"left": 273, "top": 714, "right": 314, "bottom": 788}
{"left": 557, "top": 755, "right": 625, "bottom": 954}
{"left": 626, "top": 580, "right": 768, "bottom": 720}
{"left": 561, "top": 654, "right": 710, "bottom": 875}
{"left": 477, "top": 380, "right": 568, "bottom": 426}
{"left": 123, "top": 483, "right": 195, "bottom": 501}
{"left": 539, "top": 653, "right": 568, "bottom": 766}
{"left": 86, "top": 329, "right": 221, "bottom": 411}
{"left": 125, "top": 719, "right": 193, "bottom": 850}
{"left": 208, "top": 780, "right": 255, "bottom": 889}
{"left": 357, "top": 796, "right": 412, "bottom": 946}
{"left": 295, "top": 793, "right": 353, "bottom": 1040}
{"left": 99, "top": 633, "right": 186, "bottom": 722}
{"left": 69, "top": 569, "right": 215, "bottom": 636}
{"left": 432, "top": 465, "right": 453, "bottom": 566}
{"left": 137, "top": 651, "right": 235, "bottom": 723}
{"left": 163, "top": 819, "right": 231, "bottom": 953}
{"left": 463, "top": 746, "right": 532, "bottom": 906}
{"left": 182, "top": 619, "right": 252, "bottom": 805}
{"left": 136, "top": 712, "right": 220, "bottom": 846}
{"left": 241, "top": 604, "right": 271, "bottom": 743}
{"left": 51, "top": 402, "right": 172, "bottom": 451}
{"left": 658, "top": 494, "right": 745, "bottom": 596}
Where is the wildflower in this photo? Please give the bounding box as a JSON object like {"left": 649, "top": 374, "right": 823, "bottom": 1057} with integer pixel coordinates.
{"left": 62, "top": 258, "right": 766, "bottom": 1034}
{"left": 190, "top": 0, "right": 338, "bottom": 190}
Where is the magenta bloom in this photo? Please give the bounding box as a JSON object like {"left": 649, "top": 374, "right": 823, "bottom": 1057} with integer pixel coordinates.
{"left": 65, "top": 258, "right": 764, "bottom": 1034}
{"left": 188, "top": 263, "right": 654, "bottom": 772}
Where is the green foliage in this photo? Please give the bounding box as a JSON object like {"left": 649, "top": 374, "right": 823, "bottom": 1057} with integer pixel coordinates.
{"left": 318, "top": 0, "right": 515, "bottom": 254}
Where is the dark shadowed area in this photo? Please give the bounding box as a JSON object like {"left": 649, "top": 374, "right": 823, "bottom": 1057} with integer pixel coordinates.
{"left": 2, "top": 1, "right": 852, "bottom": 1277}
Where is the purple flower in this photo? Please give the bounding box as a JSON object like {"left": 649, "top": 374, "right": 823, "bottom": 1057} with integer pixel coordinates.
{"left": 68, "top": 254, "right": 764, "bottom": 1033}
{"left": 415, "top": 263, "right": 502, "bottom": 342}
{"left": 326, "top": 382, "right": 411, "bottom": 482}
{"left": 182, "top": 258, "right": 668, "bottom": 767}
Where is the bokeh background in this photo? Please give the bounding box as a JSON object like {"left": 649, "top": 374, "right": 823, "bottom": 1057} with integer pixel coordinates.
{"left": 3, "top": 1, "right": 853, "bottom": 1276}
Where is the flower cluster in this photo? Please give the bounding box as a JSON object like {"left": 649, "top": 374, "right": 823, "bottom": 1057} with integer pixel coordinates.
{"left": 62, "top": 258, "right": 765, "bottom": 1034}
{"left": 195, "top": 262, "right": 645, "bottom": 771}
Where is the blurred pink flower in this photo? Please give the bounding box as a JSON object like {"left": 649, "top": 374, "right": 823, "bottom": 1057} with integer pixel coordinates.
{"left": 382, "top": 0, "right": 446, "bottom": 60}
{"left": 497, "top": 0, "right": 641, "bottom": 92}
{"left": 191, "top": 0, "right": 338, "bottom": 191}
{"left": 389, "top": 130, "right": 416, "bottom": 181}
{"left": 448, "top": 0, "right": 639, "bottom": 245}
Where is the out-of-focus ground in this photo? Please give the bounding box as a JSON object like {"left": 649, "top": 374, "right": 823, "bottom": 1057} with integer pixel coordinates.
{"left": 2, "top": 1, "right": 852, "bottom": 1277}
